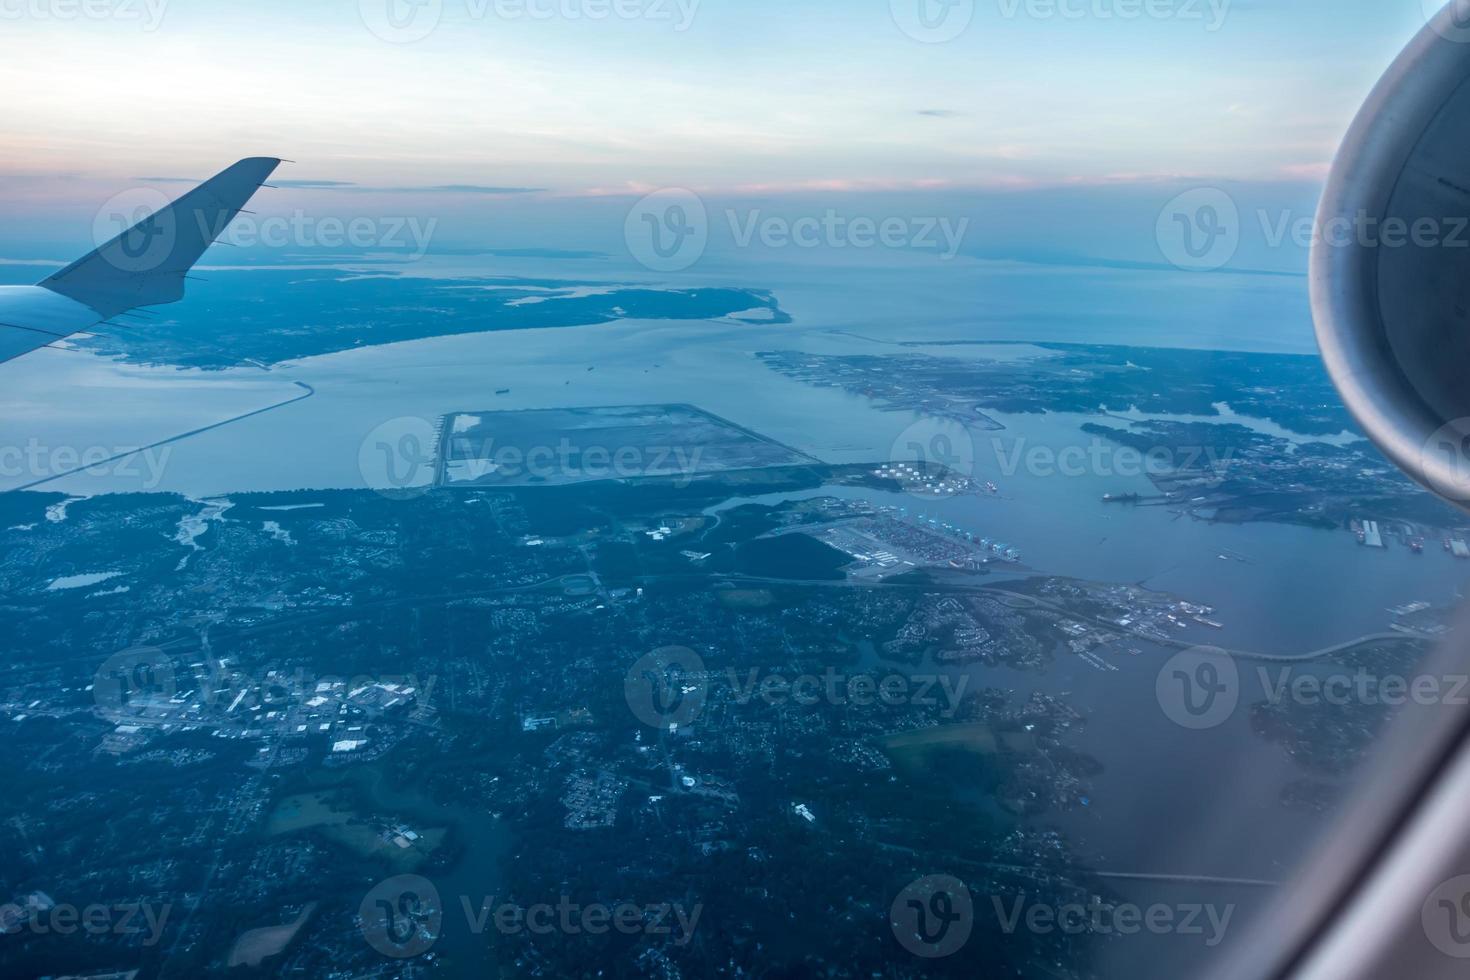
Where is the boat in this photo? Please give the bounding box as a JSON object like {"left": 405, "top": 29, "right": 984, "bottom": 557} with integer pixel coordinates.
{"left": 1411, "top": 538, "right": 1425, "bottom": 554}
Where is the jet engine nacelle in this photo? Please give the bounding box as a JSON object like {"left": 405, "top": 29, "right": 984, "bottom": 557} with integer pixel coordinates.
{"left": 1314, "top": 3, "right": 1470, "bottom": 507}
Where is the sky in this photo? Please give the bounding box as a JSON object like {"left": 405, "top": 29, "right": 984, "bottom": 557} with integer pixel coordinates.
{"left": 0, "top": 0, "right": 1450, "bottom": 265}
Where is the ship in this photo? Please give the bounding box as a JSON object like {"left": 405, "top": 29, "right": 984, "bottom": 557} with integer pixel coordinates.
{"left": 985, "top": 482, "right": 999, "bottom": 494}
{"left": 1102, "top": 492, "right": 1140, "bottom": 503}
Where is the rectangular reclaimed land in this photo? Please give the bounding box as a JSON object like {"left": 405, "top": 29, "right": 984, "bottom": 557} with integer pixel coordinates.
{"left": 437, "top": 404, "right": 819, "bottom": 487}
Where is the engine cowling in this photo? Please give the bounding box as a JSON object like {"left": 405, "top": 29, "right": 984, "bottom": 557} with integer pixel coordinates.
{"left": 1313, "top": 2, "right": 1470, "bottom": 506}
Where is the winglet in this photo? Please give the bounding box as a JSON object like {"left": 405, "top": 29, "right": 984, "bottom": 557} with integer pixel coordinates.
{"left": 38, "top": 157, "right": 282, "bottom": 317}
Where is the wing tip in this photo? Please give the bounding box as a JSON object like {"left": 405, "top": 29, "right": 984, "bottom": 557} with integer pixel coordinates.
{"left": 224, "top": 156, "right": 284, "bottom": 178}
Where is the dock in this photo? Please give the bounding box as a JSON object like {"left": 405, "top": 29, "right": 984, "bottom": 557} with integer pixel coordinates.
{"left": 1362, "top": 520, "right": 1384, "bottom": 548}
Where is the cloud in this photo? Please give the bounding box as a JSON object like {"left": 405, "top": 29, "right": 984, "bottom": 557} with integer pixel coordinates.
{"left": 274, "top": 179, "right": 358, "bottom": 188}
{"left": 916, "top": 109, "right": 963, "bottom": 118}
{"left": 568, "top": 181, "right": 665, "bottom": 198}
{"left": 138, "top": 176, "right": 353, "bottom": 187}
{"left": 1278, "top": 162, "right": 1331, "bottom": 181}
{"left": 382, "top": 184, "right": 545, "bottom": 195}
{"left": 136, "top": 177, "right": 544, "bottom": 195}
{"left": 731, "top": 177, "right": 958, "bottom": 194}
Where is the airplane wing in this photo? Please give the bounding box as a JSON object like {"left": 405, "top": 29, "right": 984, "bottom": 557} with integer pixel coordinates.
{"left": 0, "top": 157, "right": 281, "bottom": 364}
